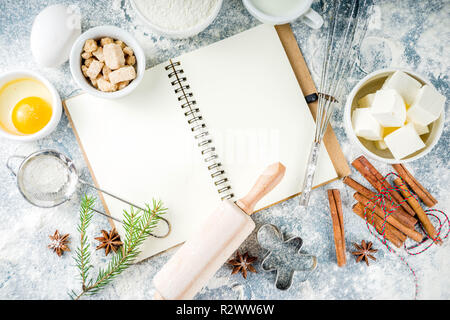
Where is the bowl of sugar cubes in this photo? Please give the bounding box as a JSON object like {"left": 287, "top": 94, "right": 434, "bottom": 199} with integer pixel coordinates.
{"left": 344, "top": 69, "right": 445, "bottom": 163}
{"left": 70, "top": 26, "right": 145, "bottom": 99}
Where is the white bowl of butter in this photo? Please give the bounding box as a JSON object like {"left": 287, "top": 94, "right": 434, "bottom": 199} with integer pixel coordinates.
{"left": 0, "top": 70, "right": 62, "bottom": 141}
{"left": 344, "top": 68, "right": 445, "bottom": 163}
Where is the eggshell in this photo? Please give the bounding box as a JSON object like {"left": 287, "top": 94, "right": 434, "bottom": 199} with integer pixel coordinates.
{"left": 30, "top": 4, "right": 81, "bottom": 67}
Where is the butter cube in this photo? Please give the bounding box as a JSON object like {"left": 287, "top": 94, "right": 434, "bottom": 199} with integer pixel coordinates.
{"left": 384, "top": 123, "right": 425, "bottom": 159}
{"left": 352, "top": 108, "right": 383, "bottom": 141}
{"left": 103, "top": 43, "right": 125, "bottom": 70}
{"left": 407, "top": 85, "right": 445, "bottom": 126}
{"left": 357, "top": 93, "right": 375, "bottom": 108}
{"left": 370, "top": 89, "right": 406, "bottom": 127}
{"left": 375, "top": 140, "right": 388, "bottom": 150}
{"left": 382, "top": 70, "right": 422, "bottom": 105}
{"left": 406, "top": 116, "right": 429, "bottom": 135}
{"left": 382, "top": 126, "right": 400, "bottom": 137}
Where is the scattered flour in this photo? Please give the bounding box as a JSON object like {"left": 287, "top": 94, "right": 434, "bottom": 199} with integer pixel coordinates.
{"left": 231, "top": 283, "right": 245, "bottom": 300}
{"left": 133, "top": 0, "right": 220, "bottom": 31}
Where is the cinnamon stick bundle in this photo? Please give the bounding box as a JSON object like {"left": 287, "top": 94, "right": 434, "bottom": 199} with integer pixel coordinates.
{"left": 352, "top": 156, "right": 416, "bottom": 217}
{"left": 352, "top": 202, "right": 405, "bottom": 248}
{"left": 327, "top": 189, "right": 346, "bottom": 267}
{"left": 343, "top": 176, "right": 417, "bottom": 228}
{"left": 392, "top": 164, "right": 438, "bottom": 207}
{"left": 353, "top": 192, "right": 423, "bottom": 243}
{"left": 393, "top": 178, "right": 441, "bottom": 244}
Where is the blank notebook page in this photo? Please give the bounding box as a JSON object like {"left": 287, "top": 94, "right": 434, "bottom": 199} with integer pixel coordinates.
{"left": 65, "top": 24, "right": 337, "bottom": 261}
{"left": 179, "top": 24, "right": 337, "bottom": 210}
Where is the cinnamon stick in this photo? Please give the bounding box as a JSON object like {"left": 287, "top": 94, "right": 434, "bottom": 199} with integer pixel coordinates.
{"left": 393, "top": 178, "right": 441, "bottom": 244}
{"left": 354, "top": 201, "right": 407, "bottom": 243}
{"left": 327, "top": 189, "right": 346, "bottom": 267}
{"left": 343, "top": 176, "right": 417, "bottom": 228}
{"left": 351, "top": 158, "right": 384, "bottom": 190}
{"left": 392, "top": 163, "right": 437, "bottom": 207}
{"left": 353, "top": 192, "right": 423, "bottom": 243}
{"left": 352, "top": 156, "right": 417, "bottom": 217}
{"left": 352, "top": 202, "right": 404, "bottom": 248}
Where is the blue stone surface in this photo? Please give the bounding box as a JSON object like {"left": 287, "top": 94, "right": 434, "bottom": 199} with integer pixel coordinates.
{"left": 0, "top": 0, "right": 448, "bottom": 299}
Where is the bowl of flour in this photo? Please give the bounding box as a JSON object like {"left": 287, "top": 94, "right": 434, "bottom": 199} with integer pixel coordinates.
{"left": 131, "top": 0, "right": 223, "bottom": 39}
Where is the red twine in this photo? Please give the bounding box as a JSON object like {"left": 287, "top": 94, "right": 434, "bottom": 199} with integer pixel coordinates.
{"left": 361, "top": 172, "right": 449, "bottom": 300}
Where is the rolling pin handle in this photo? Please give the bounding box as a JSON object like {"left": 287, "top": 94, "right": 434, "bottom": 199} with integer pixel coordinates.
{"left": 236, "top": 162, "right": 286, "bottom": 215}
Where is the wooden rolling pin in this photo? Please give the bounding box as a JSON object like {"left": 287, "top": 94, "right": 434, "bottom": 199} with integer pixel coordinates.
{"left": 153, "top": 162, "right": 286, "bottom": 300}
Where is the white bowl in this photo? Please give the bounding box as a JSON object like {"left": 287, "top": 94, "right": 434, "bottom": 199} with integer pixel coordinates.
{"left": 0, "top": 70, "right": 62, "bottom": 142}
{"left": 344, "top": 68, "right": 445, "bottom": 164}
{"left": 242, "top": 0, "right": 322, "bottom": 28}
{"left": 70, "top": 25, "right": 145, "bottom": 99}
{"left": 130, "top": 0, "right": 223, "bottom": 39}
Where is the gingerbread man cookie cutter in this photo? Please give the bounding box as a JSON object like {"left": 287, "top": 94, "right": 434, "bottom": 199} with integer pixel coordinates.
{"left": 256, "top": 224, "right": 318, "bottom": 290}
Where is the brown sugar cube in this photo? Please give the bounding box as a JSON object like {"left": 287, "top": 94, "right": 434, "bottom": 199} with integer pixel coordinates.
{"left": 92, "top": 47, "right": 104, "bottom": 62}
{"left": 83, "top": 39, "right": 98, "bottom": 53}
{"left": 84, "top": 57, "right": 94, "bottom": 67}
{"left": 103, "top": 43, "right": 125, "bottom": 70}
{"left": 97, "top": 77, "right": 118, "bottom": 92}
{"left": 122, "top": 46, "right": 134, "bottom": 56}
{"left": 125, "top": 54, "right": 136, "bottom": 66}
{"left": 102, "top": 65, "right": 112, "bottom": 80}
{"left": 86, "top": 59, "right": 104, "bottom": 79}
{"left": 81, "top": 51, "right": 92, "bottom": 59}
{"left": 108, "top": 66, "right": 136, "bottom": 85}
{"left": 102, "top": 74, "right": 109, "bottom": 82}
{"left": 81, "top": 65, "right": 89, "bottom": 77}
{"left": 117, "top": 80, "right": 129, "bottom": 90}
{"left": 100, "top": 37, "right": 114, "bottom": 46}
{"left": 115, "top": 40, "right": 126, "bottom": 49}
{"left": 91, "top": 75, "right": 100, "bottom": 88}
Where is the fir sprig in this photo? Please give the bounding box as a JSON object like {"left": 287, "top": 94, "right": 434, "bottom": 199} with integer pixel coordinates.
{"left": 77, "top": 195, "right": 95, "bottom": 289}
{"left": 70, "top": 196, "right": 166, "bottom": 300}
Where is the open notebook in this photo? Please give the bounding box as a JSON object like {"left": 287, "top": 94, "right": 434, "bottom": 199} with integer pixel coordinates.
{"left": 65, "top": 24, "right": 339, "bottom": 261}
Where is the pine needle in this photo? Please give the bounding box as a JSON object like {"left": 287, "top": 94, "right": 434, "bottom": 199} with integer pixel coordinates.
{"left": 70, "top": 195, "right": 166, "bottom": 300}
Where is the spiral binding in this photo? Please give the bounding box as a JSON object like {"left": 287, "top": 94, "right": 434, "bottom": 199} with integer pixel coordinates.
{"left": 165, "top": 59, "right": 234, "bottom": 201}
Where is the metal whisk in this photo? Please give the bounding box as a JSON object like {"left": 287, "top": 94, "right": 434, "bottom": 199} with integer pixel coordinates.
{"left": 299, "top": 0, "right": 372, "bottom": 206}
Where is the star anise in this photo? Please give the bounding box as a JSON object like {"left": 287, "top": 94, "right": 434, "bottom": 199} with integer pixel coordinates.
{"left": 95, "top": 228, "right": 123, "bottom": 256}
{"left": 48, "top": 230, "right": 70, "bottom": 257}
{"left": 352, "top": 240, "right": 378, "bottom": 266}
{"left": 227, "top": 251, "right": 257, "bottom": 279}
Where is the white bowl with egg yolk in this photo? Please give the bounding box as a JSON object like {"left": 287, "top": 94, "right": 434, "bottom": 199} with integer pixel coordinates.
{"left": 0, "top": 70, "right": 62, "bottom": 142}
{"left": 344, "top": 68, "right": 445, "bottom": 164}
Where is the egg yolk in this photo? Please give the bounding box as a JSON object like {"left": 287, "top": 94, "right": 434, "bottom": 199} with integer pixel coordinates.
{"left": 11, "top": 97, "right": 52, "bottom": 134}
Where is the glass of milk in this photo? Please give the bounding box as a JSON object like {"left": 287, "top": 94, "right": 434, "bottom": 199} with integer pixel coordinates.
{"left": 242, "top": 0, "right": 323, "bottom": 29}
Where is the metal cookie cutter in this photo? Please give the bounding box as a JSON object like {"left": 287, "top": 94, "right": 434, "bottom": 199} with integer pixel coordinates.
{"left": 256, "top": 224, "right": 317, "bottom": 290}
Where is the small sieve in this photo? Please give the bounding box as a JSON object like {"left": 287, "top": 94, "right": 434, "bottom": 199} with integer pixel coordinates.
{"left": 7, "top": 149, "right": 171, "bottom": 238}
